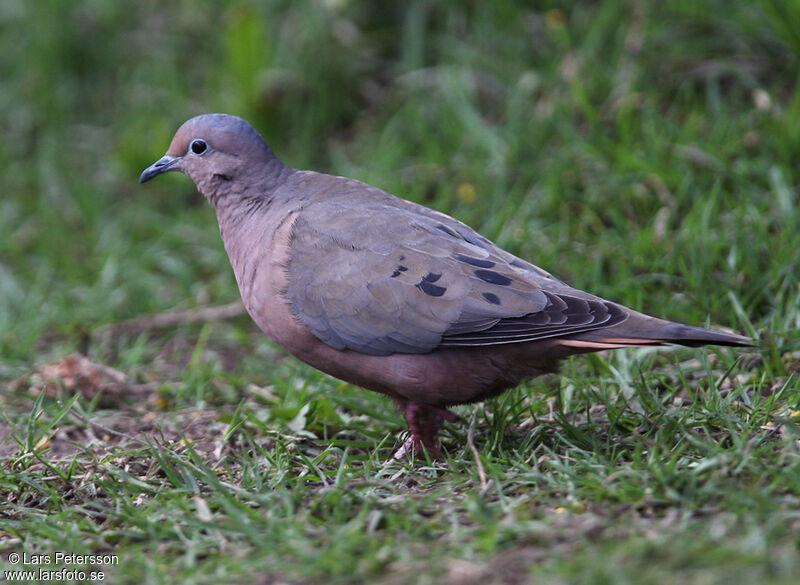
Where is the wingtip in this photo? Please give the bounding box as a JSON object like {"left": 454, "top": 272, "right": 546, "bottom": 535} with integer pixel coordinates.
{"left": 658, "top": 323, "right": 755, "bottom": 348}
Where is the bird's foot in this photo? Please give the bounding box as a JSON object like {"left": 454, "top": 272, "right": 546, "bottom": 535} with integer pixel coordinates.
{"left": 392, "top": 402, "right": 461, "bottom": 460}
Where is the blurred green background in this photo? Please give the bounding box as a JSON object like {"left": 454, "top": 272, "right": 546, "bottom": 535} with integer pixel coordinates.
{"left": 2, "top": 1, "right": 800, "bottom": 583}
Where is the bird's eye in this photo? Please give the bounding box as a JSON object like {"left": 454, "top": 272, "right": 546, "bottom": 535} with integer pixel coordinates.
{"left": 189, "top": 139, "right": 208, "bottom": 155}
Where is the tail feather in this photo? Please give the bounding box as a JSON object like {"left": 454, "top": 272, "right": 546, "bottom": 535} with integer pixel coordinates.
{"left": 645, "top": 322, "right": 753, "bottom": 347}
{"left": 567, "top": 312, "right": 753, "bottom": 349}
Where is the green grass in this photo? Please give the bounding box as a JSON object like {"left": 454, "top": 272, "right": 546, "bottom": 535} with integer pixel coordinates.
{"left": 2, "top": 1, "right": 800, "bottom": 583}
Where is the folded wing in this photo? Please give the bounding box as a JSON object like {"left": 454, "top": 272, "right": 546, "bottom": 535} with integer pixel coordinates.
{"left": 285, "top": 196, "right": 628, "bottom": 356}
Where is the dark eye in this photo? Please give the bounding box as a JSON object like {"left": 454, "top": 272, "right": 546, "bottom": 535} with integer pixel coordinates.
{"left": 189, "top": 139, "right": 207, "bottom": 155}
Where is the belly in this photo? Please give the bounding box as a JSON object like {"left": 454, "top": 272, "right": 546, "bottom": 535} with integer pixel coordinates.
{"left": 248, "top": 291, "right": 554, "bottom": 406}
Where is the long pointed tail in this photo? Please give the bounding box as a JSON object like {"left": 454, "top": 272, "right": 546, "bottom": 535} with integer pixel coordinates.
{"left": 562, "top": 309, "right": 753, "bottom": 350}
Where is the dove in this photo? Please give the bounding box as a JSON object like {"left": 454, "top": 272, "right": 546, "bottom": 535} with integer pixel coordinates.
{"left": 140, "top": 113, "right": 751, "bottom": 457}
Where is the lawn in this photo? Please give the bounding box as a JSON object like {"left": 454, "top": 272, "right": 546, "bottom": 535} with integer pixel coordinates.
{"left": 2, "top": 1, "right": 800, "bottom": 583}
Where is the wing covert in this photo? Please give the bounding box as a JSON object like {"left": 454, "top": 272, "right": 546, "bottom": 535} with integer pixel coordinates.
{"left": 285, "top": 197, "right": 626, "bottom": 355}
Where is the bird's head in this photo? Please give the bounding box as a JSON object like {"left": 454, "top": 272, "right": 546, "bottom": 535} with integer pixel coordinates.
{"left": 140, "top": 113, "right": 280, "bottom": 204}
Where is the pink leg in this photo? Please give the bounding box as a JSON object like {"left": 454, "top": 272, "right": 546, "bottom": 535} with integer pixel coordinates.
{"left": 392, "top": 402, "right": 461, "bottom": 459}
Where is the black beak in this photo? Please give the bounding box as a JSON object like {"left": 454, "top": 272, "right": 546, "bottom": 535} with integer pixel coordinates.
{"left": 139, "top": 155, "right": 181, "bottom": 183}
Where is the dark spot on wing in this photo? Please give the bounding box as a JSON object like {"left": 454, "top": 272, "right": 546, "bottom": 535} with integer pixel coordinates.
{"left": 509, "top": 258, "right": 528, "bottom": 269}
{"left": 399, "top": 255, "right": 405, "bottom": 261}
{"left": 420, "top": 282, "right": 446, "bottom": 296}
{"left": 436, "top": 224, "right": 459, "bottom": 238}
{"left": 437, "top": 223, "right": 489, "bottom": 250}
{"left": 482, "top": 292, "right": 501, "bottom": 305}
{"left": 417, "top": 281, "right": 447, "bottom": 296}
{"left": 454, "top": 253, "right": 496, "bottom": 268}
{"left": 474, "top": 269, "right": 512, "bottom": 286}
{"left": 459, "top": 231, "right": 487, "bottom": 249}
{"left": 390, "top": 265, "right": 409, "bottom": 278}
{"left": 416, "top": 272, "right": 446, "bottom": 296}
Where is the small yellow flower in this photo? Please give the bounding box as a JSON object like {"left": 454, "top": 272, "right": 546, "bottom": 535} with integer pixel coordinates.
{"left": 457, "top": 183, "right": 477, "bottom": 203}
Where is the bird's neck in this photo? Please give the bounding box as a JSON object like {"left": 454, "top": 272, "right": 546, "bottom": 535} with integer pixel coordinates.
{"left": 201, "top": 155, "right": 291, "bottom": 207}
{"left": 210, "top": 165, "right": 298, "bottom": 303}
